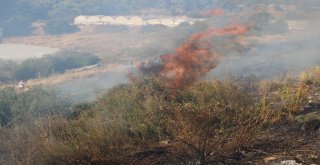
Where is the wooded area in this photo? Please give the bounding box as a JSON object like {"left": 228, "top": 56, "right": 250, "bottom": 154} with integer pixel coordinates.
{"left": 1, "top": 0, "right": 311, "bottom": 36}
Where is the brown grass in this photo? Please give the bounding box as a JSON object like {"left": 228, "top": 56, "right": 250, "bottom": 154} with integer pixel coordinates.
{"left": 1, "top": 68, "right": 320, "bottom": 164}
{"left": 26, "top": 64, "right": 121, "bottom": 86}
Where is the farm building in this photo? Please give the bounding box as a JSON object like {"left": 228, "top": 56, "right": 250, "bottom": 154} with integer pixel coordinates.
{"left": 160, "top": 19, "right": 175, "bottom": 27}
{"left": 87, "top": 16, "right": 103, "bottom": 25}
{"left": 101, "top": 16, "right": 114, "bottom": 24}
{"left": 74, "top": 16, "right": 88, "bottom": 25}
{"left": 128, "top": 16, "right": 144, "bottom": 26}
{"left": 173, "top": 19, "right": 186, "bottom": 26}
{"left": 73, "top": 15, "right": 204, "bottom": 27}
{"left": 113, "top": 16, "right": 129, "bottom": 25}
{"left": 146, "top": 19, "right": 161, "bottom": 25}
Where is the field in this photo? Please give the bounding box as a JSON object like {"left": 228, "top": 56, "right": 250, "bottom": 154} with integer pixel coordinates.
{"left": 4, "top": 28, "right": 189, "bottom": 63}
{"left": 0, "top": 43, "right": 58, "bottom": 61}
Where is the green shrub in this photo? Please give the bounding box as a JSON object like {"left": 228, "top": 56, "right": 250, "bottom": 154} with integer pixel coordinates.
{"left": 279, "top": 83, "right": 308, "bottom": 116}
{"left": 1, "top": 15, "right": 33, "bottom": 37}
{"left": 35, "top": 78, "right": 265, "bottom": 164}
{"left": 13, "top": 58, "right": 51, "bottom": 80}
{"left": 0, "top": 86, "right": 72, "bottom": 127}
{"left": 52, "top": 51, "right": 100, "bottom": 72}
{"left": 3, "top": 75, "right": 311, "bottom": 164}
{"left": 300, "top": 66, "right": 320, "bottom": 85}
{"left": 164, "top": 81, "right": 264, "bottom": 164}
{"left": 44, "top": 19, "right": 79, "bottom": 35}
{"left": 0, "top": 60, "right": 17, "bottom": 83}
{"left": 13, "top": 51, "right": 100, "bottom": 80}
{"left": 0, "top": 99, "right": 11, "bottom": 126}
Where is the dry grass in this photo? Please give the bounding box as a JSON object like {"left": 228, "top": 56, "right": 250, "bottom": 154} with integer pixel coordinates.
{"left": 4, "top": 29, "right": 181, "bottom": 60}
{"left": 162, "top": 81, "right": 265, "bottom": 164}
{"left": 0, "top": 77, "right": 268, "bottom": 164}
{"left": 26, "top": 64, "right": 121, "bottom": 86}
{"left": 258, "top": 75, "right": 308, "bottom": 121}
{"left": 1, "top": 68, "right": 320, "bottom": 164}
{"left": 300, "top": 66, "right": 320, "bottom": 85}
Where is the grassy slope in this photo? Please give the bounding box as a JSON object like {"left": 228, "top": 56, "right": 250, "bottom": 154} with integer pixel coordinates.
{"left": 0, "top": 67, "right": 320, "bottom": 164}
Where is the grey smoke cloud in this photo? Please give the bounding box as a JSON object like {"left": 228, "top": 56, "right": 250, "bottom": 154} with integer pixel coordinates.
{"left": 206, "top": 2, "right": 320, "bottom": 79}
{"left": 57, "top": 1, "right": 320, "bottom": 101}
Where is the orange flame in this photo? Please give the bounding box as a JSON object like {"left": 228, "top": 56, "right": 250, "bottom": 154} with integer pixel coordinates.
{"left": 160, "top": 26, "right": 249, "bottom": 89}
{"left": 205, "top": 9, "right": 225, "bottom": 16}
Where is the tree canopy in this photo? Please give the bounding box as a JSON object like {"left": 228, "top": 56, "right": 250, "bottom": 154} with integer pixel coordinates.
{"left": 0, "top": 0, "right": 318, "bottom": 36}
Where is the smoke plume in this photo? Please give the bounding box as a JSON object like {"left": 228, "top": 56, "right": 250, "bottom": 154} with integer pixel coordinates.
{"left": 139, "top": 26, "right": 249, "bottom": 89}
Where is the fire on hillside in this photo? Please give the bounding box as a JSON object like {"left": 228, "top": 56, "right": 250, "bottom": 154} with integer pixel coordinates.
{"left": 139, "top": 26, "right": 249, "bottom": 89}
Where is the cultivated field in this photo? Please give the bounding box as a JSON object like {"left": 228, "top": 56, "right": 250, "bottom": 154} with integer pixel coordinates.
{"left": 0, "top": 43, "right": 58, "bottom": 61}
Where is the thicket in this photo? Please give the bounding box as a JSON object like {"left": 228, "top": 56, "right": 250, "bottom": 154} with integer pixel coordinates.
{"left": 0, "top": 86, "right": 72, "bottom": 127}
{"left": 0, "top": 51, "right": 100, "bottom": 82}
{"left": 0, "top": 67, "right": 319, "bottom": 164}
{"left": 0, "top": 77, "right": 306, "bottom": 164}
{"left": 0, "top": 60, "right": 17, "bottom": 84}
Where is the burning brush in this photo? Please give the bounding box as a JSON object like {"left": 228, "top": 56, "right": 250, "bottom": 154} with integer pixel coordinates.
{"left": 138, "top": 26, "right": 249, "bottom": 89}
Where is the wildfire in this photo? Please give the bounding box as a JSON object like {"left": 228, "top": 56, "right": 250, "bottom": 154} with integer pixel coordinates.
{"left": 205, "top": 9, "right": 225, "bottom": 16}
{"left": 138, "top": 25, "right": 249, "bottom": 89}
{"left": 160, "top": 26, "right": 249, "bottom": 89}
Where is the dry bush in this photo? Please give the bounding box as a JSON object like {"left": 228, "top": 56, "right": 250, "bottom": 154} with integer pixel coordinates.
{"left": 39, "top": 115, "right": 138, "bottom": 164}
{"left": 278, "top": 83, "right": 308, "bottom": 117}
{"left": 0, "top": 77, "right": 274, "bottom": 164}
{"left": 35, "top": 78, "right": 267, "bottom": 164}
{"left": 258, "top": 78, "right": 308, "bottom": 122}
{"left": 163, "top": 81, "right": 265, "bottom": 164}
{"left": 0, "top": 121, "right": 45, "bottom": 165}
{"left": 2, "top": 64, "right": 320, "bottom": 165}
{"left": 34, "top": 78, "right": 169, "bottom": 164}
{"left": 300, "top": 66, "right": 320, "bottom": 85}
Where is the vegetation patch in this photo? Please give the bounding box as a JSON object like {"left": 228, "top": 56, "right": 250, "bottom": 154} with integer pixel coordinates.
{"left": 0, "top": 68, "right": 320, "bottom": 164}
{"left": 0, "top": 51, "right": 100, "bottom": 82}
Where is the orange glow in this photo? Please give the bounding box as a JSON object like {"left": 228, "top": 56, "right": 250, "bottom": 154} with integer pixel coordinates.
{"left": 160, "top": 26, "right": 249, "bottom": 89}
{"left": 206, "top": 9, "right": 225, "bottom": 16}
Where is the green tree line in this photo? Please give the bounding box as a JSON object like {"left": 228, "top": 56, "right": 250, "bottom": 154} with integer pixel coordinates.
{"left": 0, "top": 51, "right": 100, "bottom": 82}
{"left": 1, "top": 0, "right": 318, "bottom": 36}
{"left": 0, "top": 0, "right": 224, "bottom": 36}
